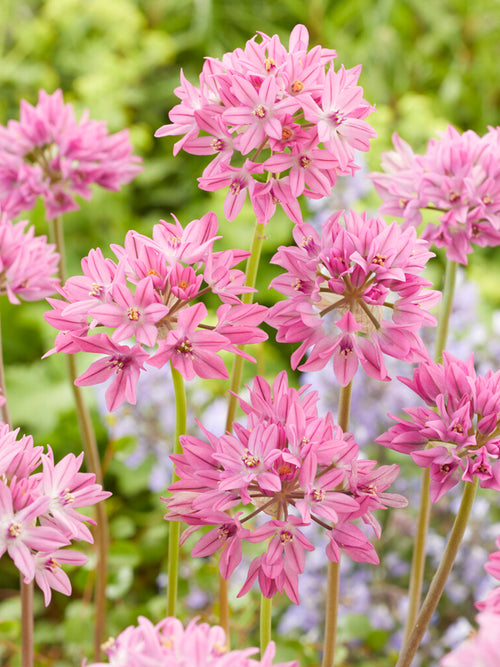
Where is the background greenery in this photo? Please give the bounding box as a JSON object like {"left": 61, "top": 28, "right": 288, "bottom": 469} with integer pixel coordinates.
{"left": 1, "top": 1, "right": 500, "bottom": 665}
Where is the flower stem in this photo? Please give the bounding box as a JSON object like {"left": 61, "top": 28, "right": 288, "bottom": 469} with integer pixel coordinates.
{"left": 403, "top": 468, "right": 431, "bottom": 642}
{"left": 167, "top": 363, "right": 187, "bottom": 617}
{"left": 321, "top": 381, "right": 352, "bottom": 667}
{"left": 0, "top": 309, "right": 11, "bottom": 426}
{"left": 396, "top": 480, "right": 477, "bottom": 667}
{"left": 403, "top": 257, "right": 457, "bottom": 640}
{"left": 260, "top": 595, "right": 273, "bottom": 656}
{"left": 21, "top": 577, "right": 33, "bottom": 667}
{"left": 434, "top": 258, "right": 457, "bottom": 364}
{"left": 224, "top": 221, "right": 265, "bottom": 430}
{"left": 49, "top": 217, "right": 109, "bottom": 660}
{"left": 218, "top": 220, "right": 266, "bottom": 638}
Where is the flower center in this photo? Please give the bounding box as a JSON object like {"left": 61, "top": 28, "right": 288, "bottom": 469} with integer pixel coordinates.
{"left": 230, "top": 181, "right": 241, "bottom": 196}
{"left": 241, "top": 450, "right": 260, "bottom": 468}
{"left": 211, "top": 138, "right": 224, "bottom": 152}
{"left": 61, "top": 487, "right": 75, "bottom": 504}
{"left": 7, "top": 522, "right": 22, "bottom": 538}
{"left": 312, "top": 488, "right": 325, "bottom": 502}
{"left": 167, "top": 235, "right": 182, "bottom": 249}
{"left": 108, "top": 357, "right": 125, "bottom": 373}
{"left": 252, "top": 105, "right": 267, "bottom": 119}
{"left": 46, "top": 558, "right": 61, "bottom": 572}
{"left": 372, "top": 254, "right": 386, "bottom": 266}
{"left": 264, "top": 57, "right": 275, "bottom": 72}
{"left": 176, "top": 339, "right": 194, "bottom": 357}
{"left": 291, "top": 80, "right": 304, "bottom": 93}
{"left": 280, "top": 530, "right": 293, "bottom": 544}
{"left": 299, "top": 155, "right": 312, "bottom": 169}
{"left": 89, "top": 283, "right": 104, "bottom": 297}
{"left": 127, "top": 307, "right": 140, "bottom": 321}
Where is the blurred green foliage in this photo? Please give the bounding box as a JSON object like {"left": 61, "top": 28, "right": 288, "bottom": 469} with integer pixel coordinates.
{"left": 1, "top": 1, "right": 500, "bottom": 665}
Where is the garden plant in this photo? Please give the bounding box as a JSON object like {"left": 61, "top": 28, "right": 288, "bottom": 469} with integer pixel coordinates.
{"left": 2, "top": 12, "right": 500, "bottom": 667}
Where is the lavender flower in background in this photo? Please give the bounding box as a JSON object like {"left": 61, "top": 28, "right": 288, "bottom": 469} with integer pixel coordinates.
{"left": 95, "top": 365, "right": 227, "bottom": 492}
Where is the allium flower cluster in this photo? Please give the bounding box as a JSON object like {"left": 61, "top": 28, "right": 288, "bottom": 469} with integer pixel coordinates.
{"left": 377, "top": 352, "right": 500, "bottom": 502}
{"left": 0, "top": 213, "right": 59, "bottom": 304}
{"left": 0, "top": 89, "right": 143, "bottom": 220}
{"left": 44, "top": 212, "right": 267, "bottom": 411}
{"left": 164, "top": 372, "right": 406, "bottom": 604}
{"left": 267, "top": 209, "right": 440, "bottom": 386}
{"left": 156, "top": 25, "right": 376, "bottom": 225}
{"left": 370, "top": 126, "right": 500, "bottom": 264}
{"left": 0, "top": 423, "right": 110, "bottom": 604}
{"left": 84, "top": 616, "right": 297, "bottom": 667}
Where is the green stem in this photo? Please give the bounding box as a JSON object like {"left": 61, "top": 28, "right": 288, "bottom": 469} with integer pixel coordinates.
{"left": 434, "top": 259, "right": 457, "bottom": 364}
{"left": 218, "top": 220, "right": 266, "bottom": 637}
{"left": 403, "top": 257, "right": 457, "bottom": 640}
{"left": 49, "top": 217, "right": 109, "bottom": 660}
{"left": 403, "top": 468, "right": 431, "bottom": 642}
{"left": 260, "top": 595, "right": 273, "bottom": 656}
{"left": 224, "top": 221, "right": 266, "bottom": 432}
{"left": 0, "top": 310, "right": 11, "bottom": 426}
{"left": 396, "top": 480, "right": 477, "bottom": 667}
{"left": 167, "top": 363, "right": 187, "bottom": 617}
{"left": 321, "top": 382, "right": 352, "bottom": 667}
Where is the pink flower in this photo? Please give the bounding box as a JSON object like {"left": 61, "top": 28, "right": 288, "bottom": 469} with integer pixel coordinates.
{"left": 83, "top": 615, "right": 298, "bottom": 667}
{"left": 93, "top": 279, "right": 169, "bottom": 347}
{"left": 440, "top": 612, "right": 500, "bottom": 666}
{"left": 377, "top": 352, "right": 500, "bottom": 500}
{"left": 73, "top": 334, "right": 150, "bottom": 412}
{"left": 45, "top": 212, "right": 268, "bottom": 407}
{"left": 0, "top": 214, "right": 59, "bottom": 304}
{"left": 370, "top": 125, "right": 500, "bottom": 264}
{"left": 35, "top": 448, "right": 111, "bottom": 542}
{"left": 0, "top": 425, "right": 110, "bottom": 604}
{"left": 268, "top": 210, "right": 439, "bottom": 385}
{"left": 156, "top": 25, "right": 375, "bottom": 225}
{"left": 164, "top": 373, "right": 402, "bottom": 603}
{"left": 0, "top": 482, "right": 69, "bottom": 581}
{"left": 148, "top": 303, "right": 230, "bottom": 380}
{"left": 35, "top": 549, "right": 88, "bottom": 606}
{"left": 0, "top": 89, "right": 142, "bottom": 219}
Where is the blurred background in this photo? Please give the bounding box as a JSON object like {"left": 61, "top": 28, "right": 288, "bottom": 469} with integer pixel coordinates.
{"left": 1, "top": 1, "right": 500, "bottom": 665}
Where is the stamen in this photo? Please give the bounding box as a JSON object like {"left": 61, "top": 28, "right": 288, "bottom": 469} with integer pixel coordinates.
{"left": 312, "top": 489, "right": 325, "bottom": 502}
{"left": 241, "top": 450, "right": 260, "bottom": 468}
{"left": 230, "top": 181, "right": 241, "bottom": 196}
{"left": 252, "top": 105, "right": 267, "bottom": 119}
{"left": 7, "top": 522, "right": 22, "bottom": 538}
{"left": 211, "top": 138, "right": 224, "bottom": 151}
{"left": 127, "top": 307, "right": 140, "bottom": 321}
{"left": 372, "top": 254, "right": 386, "bottom": 266}
{"left": 89, "top": 283, "right": 104, "bottom": 297}
{"left": 264, "top": 57, "right": 275, "bottom": 72}
{"left": 280, "top": 530, "right": 293, "bottom": 544}
{"left": 177, "top": 339, "right": 194, "bottom": 357}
